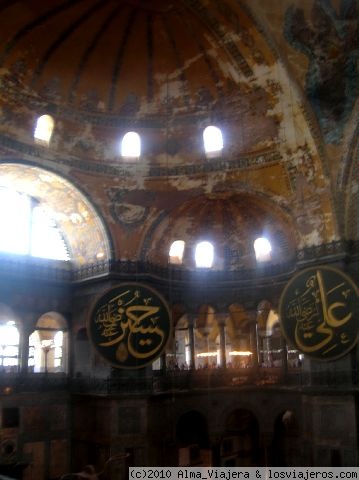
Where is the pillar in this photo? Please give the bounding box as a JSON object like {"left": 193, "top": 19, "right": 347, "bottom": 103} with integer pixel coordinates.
{"left": 217, "top": 315, "right": 227, "bottom": 368}
{"left": 187, "top": 314, "right": 196, "bottom": 369}
{"left": 249, "top": 318, "right": 259, "bottom": 371}
{"left": 18, "top": 314, "right": 36, "bottom": 376}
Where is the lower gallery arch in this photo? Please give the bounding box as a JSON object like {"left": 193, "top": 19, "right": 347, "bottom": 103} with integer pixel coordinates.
{"left": 220, "top": 409, "right": 260, "bottom": 467}
{"left": 176, "top": 410, "right": 210, "bottom": 466}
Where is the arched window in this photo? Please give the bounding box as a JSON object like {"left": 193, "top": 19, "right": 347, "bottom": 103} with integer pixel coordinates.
{"left": 121, "top": 131, "right": 141, "bottom": 158}
{"left": 254, "top": 237, "right": 272, "bottom": 262}
{"left": 169, "top": 240, "right": 185, "bottom": 265}
{"left": 0, "top": 187, "right": 69, "bottom": 260}
{"left": 203, "top": 126, "right": 223, "bottom": 158}
{"left": 29, "top": 313, "right": 68, "bottom": 373}
{"left": 0, "top": 321, "right": 19, "bottom": 372}
{"left": 34, "top": 114, "right": 54, "bottom": 145}
{"left": 195, "top": 241, "right": 214, "bottom": 268}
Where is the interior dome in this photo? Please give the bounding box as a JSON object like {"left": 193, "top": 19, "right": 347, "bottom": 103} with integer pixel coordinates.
{"left": 0, "top": 0, "right": 265, "bottom": 119}
{"left": 144, "top": 193, "right": 296, "bottom": 270}
{"left": 0, "top": 0, "right": 342, "bottom": 265}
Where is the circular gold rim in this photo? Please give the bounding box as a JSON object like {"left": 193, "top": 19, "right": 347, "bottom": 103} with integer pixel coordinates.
{"left": 87, "top": 282, "right": 172, "bottom": 369}
{"left": 278, "top": 265, "right": 359, "bottom": 362}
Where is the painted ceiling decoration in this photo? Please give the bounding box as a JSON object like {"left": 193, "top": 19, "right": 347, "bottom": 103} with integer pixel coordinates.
{"left": 284, "top": 0, "right": 359, "bottom": 143}
{"left": 0, "top": 163, "right": 111, "bottom": 266}
{"left": 0, "top": 0, "right": 356, "bottom": 270}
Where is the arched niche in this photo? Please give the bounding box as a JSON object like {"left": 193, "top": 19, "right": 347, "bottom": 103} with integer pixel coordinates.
{"left": 221, "top": 409, "right": 260, "bottom": 467}
{"left": 270, "top": 410, "right": 299, "bottom": 467}
{"left": 0, "top": 163, "right": 112, "bottom": 266}
{"left": 143, "top": 193, "right": 297, "bottom": 271}
{"left": 29, "top": 311, "right": 69, "bottom": 374}
{"left": 176, "top": 410, "right": 210, "bottom": 466}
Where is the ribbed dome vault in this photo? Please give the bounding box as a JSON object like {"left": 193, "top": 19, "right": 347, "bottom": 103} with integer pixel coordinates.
{"left": 0, "top": 0, "right": 267, "bottom": 119}
{"left": 0, "top": 0, "right": 338, "bottom": 263}
{"left": 145, "top": 193, "right": 296, "bottom": 270}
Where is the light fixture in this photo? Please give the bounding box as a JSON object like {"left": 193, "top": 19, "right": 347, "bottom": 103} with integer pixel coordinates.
{"left": 229, "top": 351, "right": 253, "bottom": 356}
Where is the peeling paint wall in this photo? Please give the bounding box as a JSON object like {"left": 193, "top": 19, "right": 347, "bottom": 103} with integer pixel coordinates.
{"left": 0, "top": 0, "right": 355, "bottom": 267}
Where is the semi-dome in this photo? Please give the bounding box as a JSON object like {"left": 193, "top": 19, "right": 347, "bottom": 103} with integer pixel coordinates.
{"left": 145, "top": 193, "right": 296, "bottom": 270}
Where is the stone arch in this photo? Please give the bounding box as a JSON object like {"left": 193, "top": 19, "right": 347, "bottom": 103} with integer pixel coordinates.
{"left": 220, "top": 408, "right": 261, "bottom": 467}
{"left": 29, "top": 311, "right": 69, "bottom": 374}
{"left": 341, "top": 120, "right": 359, "bottom": 240}
{"left": 270, "top": 409, "right": 300, "bottom": 467}
{"left": 0, "top": 162, "right": 112, "bottom": 266}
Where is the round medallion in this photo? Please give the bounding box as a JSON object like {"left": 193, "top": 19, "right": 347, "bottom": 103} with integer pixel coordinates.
{"left": 279, "top": 266, "right": 358, "bottom": 361}
{"left": 88, "top": 283, "right": 172, "bottom": 368}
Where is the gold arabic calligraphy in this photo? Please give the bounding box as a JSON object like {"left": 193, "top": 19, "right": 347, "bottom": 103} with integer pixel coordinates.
{"left": 94, "top": 289, "right": 166, "bottom": 361}
{"left": 286, "top": 270, "right": 354, "bottom": 356}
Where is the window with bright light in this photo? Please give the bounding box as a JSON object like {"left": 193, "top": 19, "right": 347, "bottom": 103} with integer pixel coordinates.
{"left": 54, "top": 331, "right": 63, "bottom": 368}
{"left": 34, "top": 114, "right": 54, "bottom": 145}
{"left": 0, "top": 321, "right": 19, "bottom": 371}
{"left": 169, "top": 240, "right": 185, "bottom": 265}
{"left": 195, "top": 241, "right": 214, "bottom": 268}
{"left": 28, "top": 329, "right": 66, "bottom": 373}
{"left": 0, "top": 188, "right": 31, "bottom": 255}
{"left": 121, "top": 131, "right": 141, "bottom": 158}
{"left": 203, "top": 126, "right": 223, "bottom": 158}
{"left": 0, "top": 187, "right": 69, "bottom": 260}
{"left": 254, "top": 237, "right": 272, "bottom": 262}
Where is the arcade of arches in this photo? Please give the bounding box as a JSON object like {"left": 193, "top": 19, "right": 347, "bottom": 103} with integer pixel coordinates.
{"left": 0, "top": 0, "right": 358, "bottom": 478}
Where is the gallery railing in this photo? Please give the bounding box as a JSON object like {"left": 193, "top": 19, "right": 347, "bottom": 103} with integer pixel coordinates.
{"left": 0, "top": 366, "right": 357, "bottom": 396}
{"left": 1, "top": 239, "right": 357, "bottom": 284}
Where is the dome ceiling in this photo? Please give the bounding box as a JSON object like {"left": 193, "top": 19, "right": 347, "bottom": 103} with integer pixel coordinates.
{"left": 0, "top": 0, "right": 266, "bottom": 120}
{"left": 0, "top": 0, "right": 340, "bottom": 264}
{"left": 145, "top": 193, "right": 296, "bottom": 270}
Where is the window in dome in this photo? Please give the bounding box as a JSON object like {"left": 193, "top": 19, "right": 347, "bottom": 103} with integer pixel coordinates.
{"left": 254, "top": 237, "right": 272, "bottom": 262}
{"left": 34, "top": 114, "right": 54, "bottom": 145}
{"left": 195, "top": 241, "right": 214, "bottom": 268}
{"left": 203, "top": 126, "right": 223, "bottom": 158}
{"left": 0, "top": 321, "right": 19, "bottom": 372}
{"left": 121, "top": 131, "right": 141, "bottom": 158}
{"left": 0, "top": 187, "right": 69, "bottom": 261}
{"left": 169, "top": 240, "right": 185, "bottom": 265}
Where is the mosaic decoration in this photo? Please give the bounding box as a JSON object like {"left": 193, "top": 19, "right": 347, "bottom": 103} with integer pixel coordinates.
{"left": 107, "top": 188, "right": 149, "bottom": 226}
{"left": 284, "top": 0, "right": 359, "bottom": 143}
{"left": 88, "top": 283, "right": 172, "bottom": 369}
{"left": 279, "top": 266, "right": 359, "bottom": 361}
{"left": 0, "top": 163, "right": 110, "bottom": 265}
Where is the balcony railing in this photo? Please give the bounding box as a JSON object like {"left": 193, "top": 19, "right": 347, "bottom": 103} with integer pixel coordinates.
{"left": 0, "top": 366, "right": 357, "bottom": 396}
{"left": 1, "top": 239, "right": 357, "bottom": 285}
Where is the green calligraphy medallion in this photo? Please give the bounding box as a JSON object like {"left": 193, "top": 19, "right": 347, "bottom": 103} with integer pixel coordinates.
{"left": 279, "top": 266, "right": 358, "bottom": 361}
{"left": 88, "top": 283, "right": 172, "bottom": 368}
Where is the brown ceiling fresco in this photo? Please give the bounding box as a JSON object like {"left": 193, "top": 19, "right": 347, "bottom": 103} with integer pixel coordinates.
{"left": 0, "top": 163, "right": 111, "bottom": 265}
{"left": 0, "top": 0, "right": 356, "bottom": 268}
{"left": 143, "top": 193, "right": 297, "bottom": 269}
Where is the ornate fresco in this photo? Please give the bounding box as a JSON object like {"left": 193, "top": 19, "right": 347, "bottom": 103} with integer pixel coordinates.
{"left": 0, "top": 0, "right": 355, "bottom": 267}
